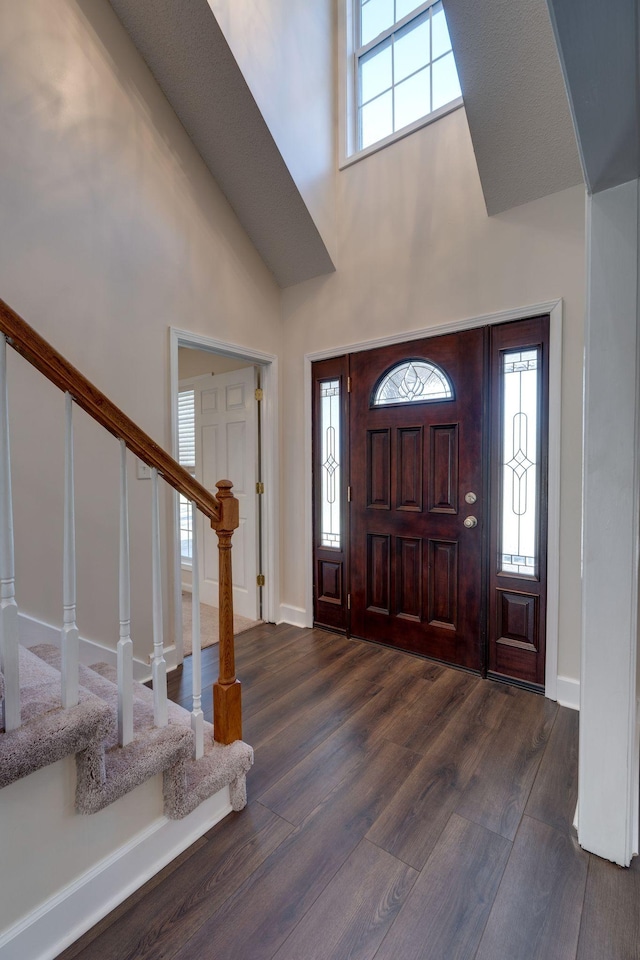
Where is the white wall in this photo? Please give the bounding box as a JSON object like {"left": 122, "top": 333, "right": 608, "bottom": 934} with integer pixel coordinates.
{"left": 178, "top": 347, "right": 252, "bottom": 379}
{"left": 0, "top": 0, "right": 282, "bottom": 661}
{"left": 206, "top": 0, "right": 337, "bottom": 262}
{"left": 281, "top": 107, "right": 586, "bottom": 682}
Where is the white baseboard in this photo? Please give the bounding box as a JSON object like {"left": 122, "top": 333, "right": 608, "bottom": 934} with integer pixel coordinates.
{"left": 277, "top": 604, "right": 309, "bottom": 629}
{"left": 0, "top": 787, "right": 231, "bottom": 960}
{"left": 18, "top": 612, "right": 151, "bottom": 683}
{"left": 556, "top": 675, "right": 580, "bottom": 711}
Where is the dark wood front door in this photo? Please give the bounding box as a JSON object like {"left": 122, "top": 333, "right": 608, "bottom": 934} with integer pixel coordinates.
{"left": 349, "top": 328, "right": 485, "bottom": 670}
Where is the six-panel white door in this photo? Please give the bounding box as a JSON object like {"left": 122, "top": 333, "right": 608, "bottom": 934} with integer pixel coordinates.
{"left": 194, "top": 367, "right": 259, "bottom": 620}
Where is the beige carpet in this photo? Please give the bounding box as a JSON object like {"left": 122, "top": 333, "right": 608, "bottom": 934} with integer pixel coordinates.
{"left": 182, "top": 592, "right": 260, "bottom": 657}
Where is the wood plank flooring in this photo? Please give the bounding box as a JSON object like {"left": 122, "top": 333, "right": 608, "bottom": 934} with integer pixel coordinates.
{"left": 58, "top": 624, "right": 639, "bottom": 960}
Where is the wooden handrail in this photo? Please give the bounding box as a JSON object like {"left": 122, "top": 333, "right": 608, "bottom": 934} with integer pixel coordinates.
{"left": 0, "top": 296, "right": 242, "bottom": 745}
{"left": 0, "top": 297, "right": 223, "bottom": 524}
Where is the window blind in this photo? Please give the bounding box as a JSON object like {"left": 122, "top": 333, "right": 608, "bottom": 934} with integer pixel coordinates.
{"left": 178, "top": 389, "right": 195, "bottom": 474}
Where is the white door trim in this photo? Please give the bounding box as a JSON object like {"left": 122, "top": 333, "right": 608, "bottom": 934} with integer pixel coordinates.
{"left": 170, "top": 328, "right": 279, "bottom": 656}
{"left": 304, "top": 298, "right": 563, "bottom": 701}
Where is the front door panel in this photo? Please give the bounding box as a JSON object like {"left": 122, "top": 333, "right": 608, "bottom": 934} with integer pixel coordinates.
{"left": 349, "top": 328, "right": 485, "bottom": 670}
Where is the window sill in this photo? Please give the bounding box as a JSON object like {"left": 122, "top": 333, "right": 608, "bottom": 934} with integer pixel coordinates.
{"left": 339, "top": 97, "right": 463, "bottom": 170}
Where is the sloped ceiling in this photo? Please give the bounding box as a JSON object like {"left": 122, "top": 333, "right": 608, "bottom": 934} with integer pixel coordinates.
{"left": 546, "top": 0, "right": 639, "bottom": 194}
{"left": 443, "top": 0, "right": 584, "bottom": 215}
{"left": 108, "top": 0, "right": 334, "bottom": 288}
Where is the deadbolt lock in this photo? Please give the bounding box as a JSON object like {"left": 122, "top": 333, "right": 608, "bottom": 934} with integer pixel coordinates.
{"left": 464, "top": 492, "right": 477, "bottom": 504}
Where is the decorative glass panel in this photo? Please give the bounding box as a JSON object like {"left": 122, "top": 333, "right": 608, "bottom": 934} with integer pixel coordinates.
{"left": 500, "top": 349, "right": 539, "bottom": 576}
{"left": 372, "top": 360, "right": 453, "bottom": 406}
{"left": 320, "top": 379, "right": 341, "bottom": 548}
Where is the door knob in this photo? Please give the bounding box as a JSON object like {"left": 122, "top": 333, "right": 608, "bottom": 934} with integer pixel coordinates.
{"left": 463, "top": 516, "right": 478, "bottom": 528}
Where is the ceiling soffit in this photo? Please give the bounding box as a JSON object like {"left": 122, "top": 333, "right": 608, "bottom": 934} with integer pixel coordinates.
{"left": 443, "top": 0, "right": 584, "bottom": 215}
{"left": 108, "top": 0, "right": 334, "bottom": 288}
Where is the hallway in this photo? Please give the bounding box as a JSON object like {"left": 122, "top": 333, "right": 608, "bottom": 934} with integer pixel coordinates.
{"left": 58, "top": 624, "right": 639, "bottom": 960}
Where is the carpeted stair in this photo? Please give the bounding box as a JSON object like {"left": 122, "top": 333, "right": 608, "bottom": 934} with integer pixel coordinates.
{"left": 28, "top": 644, "right": 253, "bottom": 818}
{"left": 0, "top": 645, "right": 114, "bottom": 791}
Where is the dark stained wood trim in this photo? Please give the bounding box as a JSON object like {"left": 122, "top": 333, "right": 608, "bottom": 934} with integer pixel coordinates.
{"left": 488, "top": 315, "right": 550, "bottom": 687}
{"left": 311, "top": 355, "right": 350, "bottom": 632}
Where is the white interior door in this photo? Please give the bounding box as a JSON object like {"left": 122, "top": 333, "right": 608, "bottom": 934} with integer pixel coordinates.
{"left": 194, "top": 367, "right": 259, "bottom": 619}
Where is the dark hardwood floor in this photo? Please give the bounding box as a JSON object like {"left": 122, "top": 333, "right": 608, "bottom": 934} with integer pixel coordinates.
{"left": 58, "top": 624, "right": 640, "bottom": 960}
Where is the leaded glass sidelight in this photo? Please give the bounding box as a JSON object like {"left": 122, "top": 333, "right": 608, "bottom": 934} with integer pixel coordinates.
{"left": 320, "top": 379, "right": 341, "bottom": 548}
{"left": 500, "top": 349, "right": 539, "bottom": 576}
{"left": 372, "top": 359, "right": 453, "bottom": 406}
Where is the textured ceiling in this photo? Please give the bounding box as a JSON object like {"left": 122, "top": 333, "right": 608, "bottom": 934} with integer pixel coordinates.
{"left": 546, "top": 0, "right": 639, "bottom": 194}
{"left": 107, "top": 0, "right": 334, "bottom": 288}
{"left": 443, "top": 0, "right": 584, "bottom": 215}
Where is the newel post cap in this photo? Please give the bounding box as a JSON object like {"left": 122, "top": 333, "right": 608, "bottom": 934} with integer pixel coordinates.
{"left": 214, "top": 479, "right": 239, "bottom": 531}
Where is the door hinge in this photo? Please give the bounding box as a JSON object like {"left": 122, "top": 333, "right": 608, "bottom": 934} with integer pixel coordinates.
{"left": 347, "top": 485, "right": 352, "bottom": 502}
{"left": 347, "top": 593, "right": 351, "bottom": 610}
{"left": 257, "top": 574, "right": 265, "bottom": 587}
{"left": 255, "top": 388, "right": 264, "bottom": 402}
{"left": 256, "top": 481, "right": 264, "bottom": 494}
{"left": 347, "top": 376, "right": 352, "bottom": 393}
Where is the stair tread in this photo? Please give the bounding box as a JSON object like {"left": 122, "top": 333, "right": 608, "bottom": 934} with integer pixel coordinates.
{"left": 29, "top": 644, "right": 191, "bottom": 750}
{"left": 24, "top": 643, "right": 252, "bottom": 819}
{"left": 0, "top": 646, "right": 114, "bottom": 790}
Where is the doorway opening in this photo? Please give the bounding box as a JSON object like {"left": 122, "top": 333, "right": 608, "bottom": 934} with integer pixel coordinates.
{"left": 170, "top": 329, "right": 279, "bottom": 664}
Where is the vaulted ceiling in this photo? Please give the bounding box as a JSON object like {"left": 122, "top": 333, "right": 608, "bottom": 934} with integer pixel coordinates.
{"left": 108, "top": 0, "right": 334, "bottom": 289}
{"left": 108, "top": 0, "right": 610, "bottom": 286}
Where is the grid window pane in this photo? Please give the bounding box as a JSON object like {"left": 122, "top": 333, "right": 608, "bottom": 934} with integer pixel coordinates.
{"left": 361, "top": 0, "right": 394, "bottom": 45}
{"left": 393, "top": 17, "right": 429, "bottom": 84}
{"left": 431, "top": 1, "right": 452, "bottom": 59}
{"left": 360, "top": 42, "right": 392, "bottom": 104}
{"left": 395, "top": 0, "right": 419, "bottom": 21}
{"left": 432, "top": 52, "right": 461, "bottom": 110}
{"left": 356, "top": 1, "right": 461, "bottom": 152}
{"left": 179, "top": 494, "right": 193, "bottom": 561}
{"left": 360, "top": 90, "right": 393, "bottom": 148}
{"left": 394, "top": 68, "right": 430, "bottom": 130}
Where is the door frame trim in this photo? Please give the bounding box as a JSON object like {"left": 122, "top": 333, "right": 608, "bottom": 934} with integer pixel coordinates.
{"left": 304, "top": 299, "right": 562, "bottom": 700}
{"left": 170, "top": 328, "right": 280, "bottom": 658}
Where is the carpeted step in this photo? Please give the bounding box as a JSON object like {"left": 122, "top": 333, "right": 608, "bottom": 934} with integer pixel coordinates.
{"left": 0, "top": 645, "right": 114, "bottom": 790}
{"left": 89, "top": 662, "right": 254, "bottom": 819}
{"left": 29, "top": 644, "right": 193, "bottom": 815}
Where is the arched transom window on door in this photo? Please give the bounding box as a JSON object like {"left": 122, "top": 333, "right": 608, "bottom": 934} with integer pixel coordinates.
{"left": 372, "top": 358, "right": 454, "bottom": 406}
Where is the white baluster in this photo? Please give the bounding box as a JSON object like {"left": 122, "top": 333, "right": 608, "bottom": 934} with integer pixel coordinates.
{"left": 0, "top": 334, "right": 19, "bottom": 731}
{"left": 117, "top": 440, "right": 133, "bottom": 745}
{"left": 151, "top": 467, "right": 168, "bottom": 727}
{"left": 190, "top": 502, "right": 204, "bottom": 759}
{"left": 61, "top": 393, "right": 79, "bottom": 708}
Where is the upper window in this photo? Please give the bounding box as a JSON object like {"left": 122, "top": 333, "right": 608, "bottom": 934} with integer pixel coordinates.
{"left": 372, "top": 359, "right": 453, "bottom": 406}
{"left": 355, "top": 0, "right": 461, "bottom": 153}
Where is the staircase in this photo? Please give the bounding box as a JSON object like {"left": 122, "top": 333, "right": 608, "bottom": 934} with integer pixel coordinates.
{"left": 0, "top": 297, "right": 254, "bottom": 959}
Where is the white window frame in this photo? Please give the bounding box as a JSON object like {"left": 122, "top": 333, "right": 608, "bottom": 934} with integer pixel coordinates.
{"left": 339, "top": 0, "right": 463, "bottom": 167}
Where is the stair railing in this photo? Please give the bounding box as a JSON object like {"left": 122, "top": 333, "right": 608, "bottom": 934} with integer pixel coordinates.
{"left": 0, "top": 297, "right": 241, "bottom": 748}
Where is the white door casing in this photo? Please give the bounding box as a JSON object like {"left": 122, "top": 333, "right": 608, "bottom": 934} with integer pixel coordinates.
{"left": 194, "top": 367, "right": 259, "bottom": 620}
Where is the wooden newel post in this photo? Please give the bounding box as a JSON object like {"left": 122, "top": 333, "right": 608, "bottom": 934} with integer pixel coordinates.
{"left": 212, "top": 479, "right": 242, "bottom": 744}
